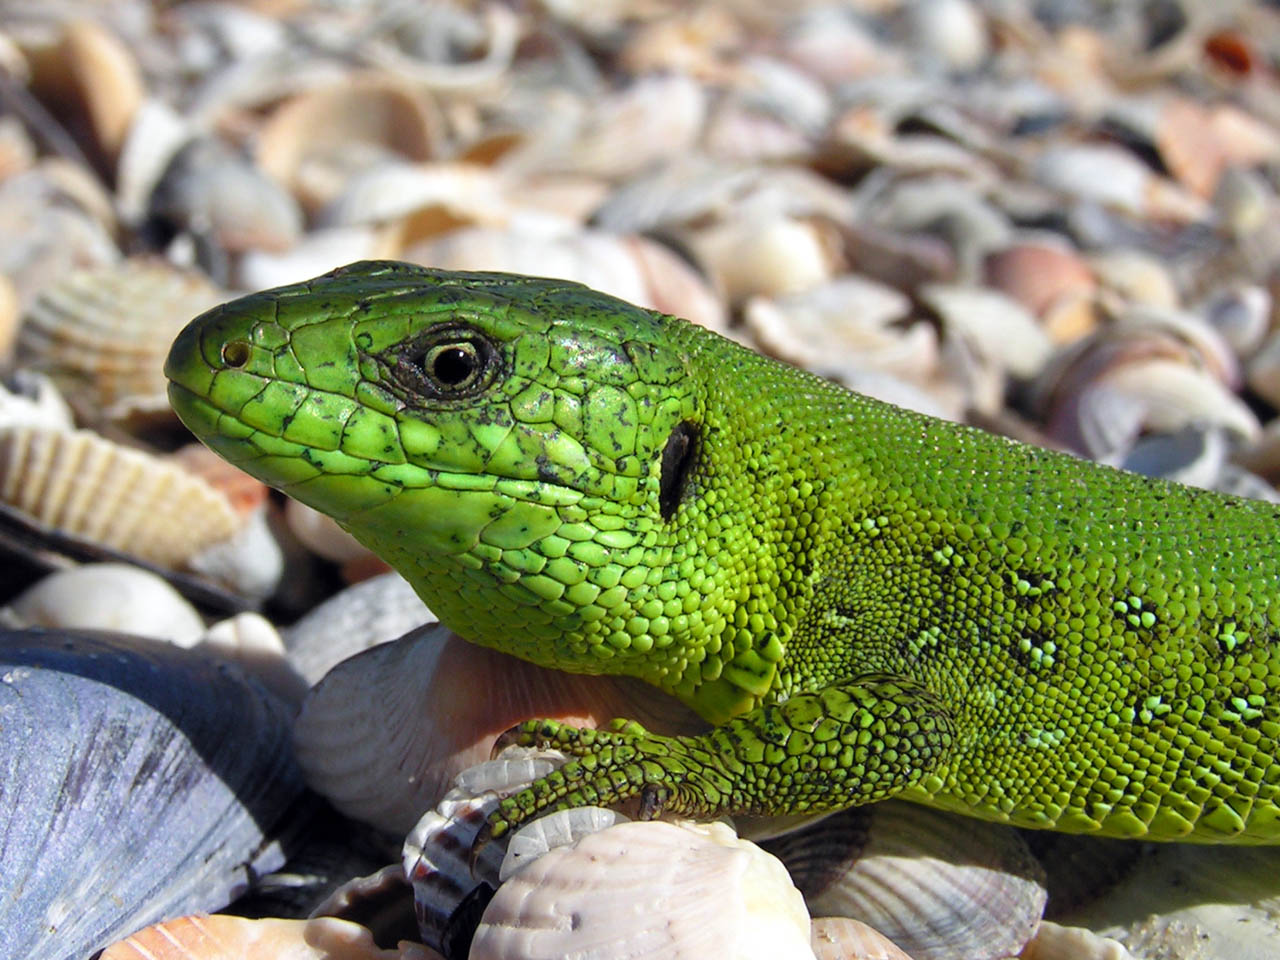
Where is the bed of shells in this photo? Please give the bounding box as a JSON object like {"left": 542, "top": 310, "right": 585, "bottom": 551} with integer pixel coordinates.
{"left": 3, "top": 0, "right": 1280, "bottom": 958}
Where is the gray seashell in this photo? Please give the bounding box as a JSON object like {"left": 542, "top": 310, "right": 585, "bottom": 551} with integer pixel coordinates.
{"left": 0, "top": 629, "right": 306, "bottom": 960}
{"left": 1198, "top": 283, "right": 1271, "bottom": 357}
{"left": 284, "top": 572, "right": 433, "bottom": 687}
{"left": 1032, "top": 144, "right": 1208, "bottom": 221}
{"left": 765, "top": 802, "right": 1046, "bottom": 960}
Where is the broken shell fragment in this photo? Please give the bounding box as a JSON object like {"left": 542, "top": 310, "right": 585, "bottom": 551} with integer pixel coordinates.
{"left": 810, "top": 917, "right": 915, "bottom": 960}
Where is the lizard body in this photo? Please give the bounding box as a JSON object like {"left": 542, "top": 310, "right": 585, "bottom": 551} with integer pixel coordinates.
{"left": 165, "top": 260, "right": 1280, "bottom": 843}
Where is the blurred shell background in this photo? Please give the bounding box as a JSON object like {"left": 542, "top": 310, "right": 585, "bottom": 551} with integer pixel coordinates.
{"left": 3, "top": 0, "right": 1280, "bottom": 958}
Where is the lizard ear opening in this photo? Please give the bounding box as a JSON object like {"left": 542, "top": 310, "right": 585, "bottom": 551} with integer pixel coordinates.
{"left": 659, "top": 420, "right": 700, "bottom": 521}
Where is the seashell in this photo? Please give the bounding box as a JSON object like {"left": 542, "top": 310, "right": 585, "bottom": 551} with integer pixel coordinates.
{"left": 98, "top": 914, "right": 442, "bottom": 960}
{"left": 310, "top": 861, "right": 420, "bottom": 942}
{"left": 0, "top": 369, "right": 74, "bottom": 432}
{"left": 15, "top": 257, "right": 225, "bottom": 423}
{"left": 0, "top": 425, "right": 241, "bottom": 572}
{"left": 0, "top": 629, "right": 306, "bottom": 959}
{"left": 150, "top": 137, "right": 304, "bottom": 254}
{"left": 900, "top": 0, "right": 990, "bottom": 73}
{"left": 403, "top": 749, "right": 569, "bottom": 954}
{"left": 234, "top": 225, "right": 401, "bottom": 292}
{"left": 470, "top": 819, "right": 815, "bottom": 960}
{"left": 0, "top": 562, "right": 205, "bottom": 645}
{"left": 283, "top": 572, "right": 433, "bottom": 687}
{"left": 0, "top": 113, "right": 36, "bottom": 180}
{"left": 170, "top": 443, "right": 270, "bottom": 519}
{"left": 778, "top": 7, "right": 898, "bottom": 86}
{"left": 743, "top": 277, "right": 934, "bottom": 385}
{"left": 1118, "top": 425, "right": 1227, "bottom": 491}
{"left": 1017, "top": 922, "right": 1134, "bottom": 960}
{"left": 114, "top": 98, "right": 196, "bottom": 227}
{"left": 1213, "top": 166, "right": 1274, "bottom": 238}
{"left": 0, "top": 165, "right": 121, "bottom": 308}
{"left": 1032, "top": 144, "right": 1208, "bottom": 222}
{"left": 616, "top": 6, "right": 744, "bottom": 79}
{"left": 404, "top": 225, "right": 727, "bottom": 333}
{"left": 983, "top": 241, "right": 1095, "bottom": 319}
{"left": 1056, "top": 845, "right": 1280, "bottom": 960}
{"left": 183, "top": 505, "right": 285, "bottom": 602}
{"left": 689, "top": 213, "right": 842, "bottom": 304}
{"left": 919, "top": 284, "right": 1053, "bottom": 380}
{"left": 256, "top": 77, "right": 443, "bottom": 214}
{"left": 810, "top": 918, "right": 915, "bottom": 960}
{"left": 1085, "top": 248, "right": 1180, "bottom": 311}
{"left": 23, "top": 18, "right": 144, "bottom": 171}
{"left": 1245, "top": 329, "right": 1280, "bottom": 409}
{"left": 320, "top": 161, "right": 509, "bottom": 240}
{"left": 1198, "top": 283, "right": 1270, "bottom": 357}
{"left": 200, "top": 611, "right": 309, "bottom": 707}
{"left": 287, "top": 498, "right": 378, "bottom": 564}
{"left": 293, "top": 623, "right": 706, "bottom": 834}
{"left": 765, "top": 802, "right": 1046, "bottom": 960}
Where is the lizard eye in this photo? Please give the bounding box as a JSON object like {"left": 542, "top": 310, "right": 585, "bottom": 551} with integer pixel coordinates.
{"left": 390, "top": 324, "right": 499, "bottom": 400}
{"left": 422, "top": 341, "right": 481, "bottom": 390}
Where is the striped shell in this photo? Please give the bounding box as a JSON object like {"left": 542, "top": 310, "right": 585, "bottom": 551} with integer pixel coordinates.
{"left": 15, "top": 257, "right": 224, "bottom": 422}
{"left": 0, "top": 425, "right": 240, "bottom": 569}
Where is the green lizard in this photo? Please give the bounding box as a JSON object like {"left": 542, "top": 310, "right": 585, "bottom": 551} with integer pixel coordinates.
{"left": 166, "top": 260, "right": 1280, "bottom": 844}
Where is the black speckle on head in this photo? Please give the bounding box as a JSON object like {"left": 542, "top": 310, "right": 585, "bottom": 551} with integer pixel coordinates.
{"left": 659, "top": 420, "right": 700, "bottom": 521}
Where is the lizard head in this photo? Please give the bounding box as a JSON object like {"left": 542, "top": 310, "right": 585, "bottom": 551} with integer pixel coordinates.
{"left": 166, "top": 260, "right": 767, "bottom": 706}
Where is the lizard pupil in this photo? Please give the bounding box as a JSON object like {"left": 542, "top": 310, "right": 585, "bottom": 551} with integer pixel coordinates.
{"left": 659, "top": 420, "right": 700, "bottom": 521}
{"left": 425, "top": 343, "right": 479, "bottom": 389}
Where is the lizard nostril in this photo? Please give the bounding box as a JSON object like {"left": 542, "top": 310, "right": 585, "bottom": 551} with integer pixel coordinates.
{"left": 221, "top": 340, "right": 252, "bottom": 368}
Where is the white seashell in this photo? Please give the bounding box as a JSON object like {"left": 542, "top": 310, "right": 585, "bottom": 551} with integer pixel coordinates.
{"left": 778, "top": 7, "right": 896, "bottom": 86}
{"left": 919, "top": 284, "right": 1054, "bottom": 379}
{"left": 1033, "top": 144, "right": 1208, "bottom": 221}
{"left": 810, "top": 917, "right": 915, "bottom": 960}
{"left": 1, "top": 563, "right": 205, "bottom": 645}
{"left": 1086, "top": 248, "right": 1180, "bottom": 310}
{"left": 200, "top": 612, "right": 308, "bottom": 707}
{"left": 287, "top": 497, "right": 383, "bottom": 565}
{"left": 184, "top": 505, "right": 284, "bottom": 600}
{"left": 234, "top": 226, "right": 400, "bottom": 292}
{"left": 283, "top": 572, "right": 433, "bottom": 687}
{"left": 901, "top": 0, "right": 989, "bottom": 72}
{"left": 16, "top": 257, "right": 225, "bottom": 423}
{"left": 319, "top": 161, "right": 509, "bottom": 236}
{"left": 114, "top": 98, "right": 196, "bottom": 227}
{"left": 500, "top": 806, "right": 626, "bottom": 883}
{"left": 98, "top": 914, "right": 441, "bottom": 960}
{"left": 0, "top": 370, "right": 74, "bottom": 431}
{"left": 405, "top": 225, "right": 727, "bottom": 332}
{"left": 351, "top": 3, "right": 518, "bottom": 93}
{"left": 690, "top": 214, "right": 841, "bottom": 303}
{"left": 471, "top": 820, "right": 815, "bottom": 960}
{"left": 744, "top": 277, "right": 934, "bottom": 384}
{"left": 293, "top": 624, "right": 705, "bottom": 834}
{"left": 0, "top": 425, "right": 241, "bottom": 571}
{"left": 766, "top": 802, "right": 1046, "bottom": 960}
{"left": 1017, "top": 922, "right": 1134, "bottom": 960}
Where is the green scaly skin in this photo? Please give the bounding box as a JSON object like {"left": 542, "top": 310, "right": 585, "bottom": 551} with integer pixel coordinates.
{"left": 166, "top": 260, "right": 1280, "bottom": 844}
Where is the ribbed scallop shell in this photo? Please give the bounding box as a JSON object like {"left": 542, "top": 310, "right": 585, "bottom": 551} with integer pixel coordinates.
{"left": 0, "top": 629, "right": 306, "bottom": 960}
{"left": 293, "top": 623, "right": 706, "bottom": 834}
{"left": 470, "top": 819, "right": 815, "bottom": 960}
{"left": 15, "top": 257, "right": 224, "bottom": 421}
{"left": 97, "top": 914, "right": 442, "bottom": 960}
{"left": 764, "top": 802, "right": 1046, "bottom": 960}
{"left": 0, "top": 425, "right": 240, "bottom": 569}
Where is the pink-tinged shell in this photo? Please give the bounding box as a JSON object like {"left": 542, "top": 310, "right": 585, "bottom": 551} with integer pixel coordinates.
{"left": 293, "top": 624, "right": 705, "bottom": 834}
{"left": 811, "top": 917, "right": 915, "bottom": 960}
{"left": 0, "top": 425, "right": 240, "bottom": 569}
{"left": 1017, "top": 922, "right": 1134, "bottom": 960}
{"left": 98, "top": 914, "right": 442, "bottom": 960}
{"left": 470, "top": 820, "right": 815, "bottom": 960}
{"left": 170, "top": 443, "right": 269, "bottom": 518}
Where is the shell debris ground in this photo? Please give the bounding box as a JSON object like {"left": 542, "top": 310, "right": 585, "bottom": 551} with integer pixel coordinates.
{"left": 2, "top": 1, "right": 1280, "bottom": 959}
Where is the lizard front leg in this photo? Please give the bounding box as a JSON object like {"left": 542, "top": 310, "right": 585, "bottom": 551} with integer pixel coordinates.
{"left": 480, "top": 673, "right": 956, "bottom": 842}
